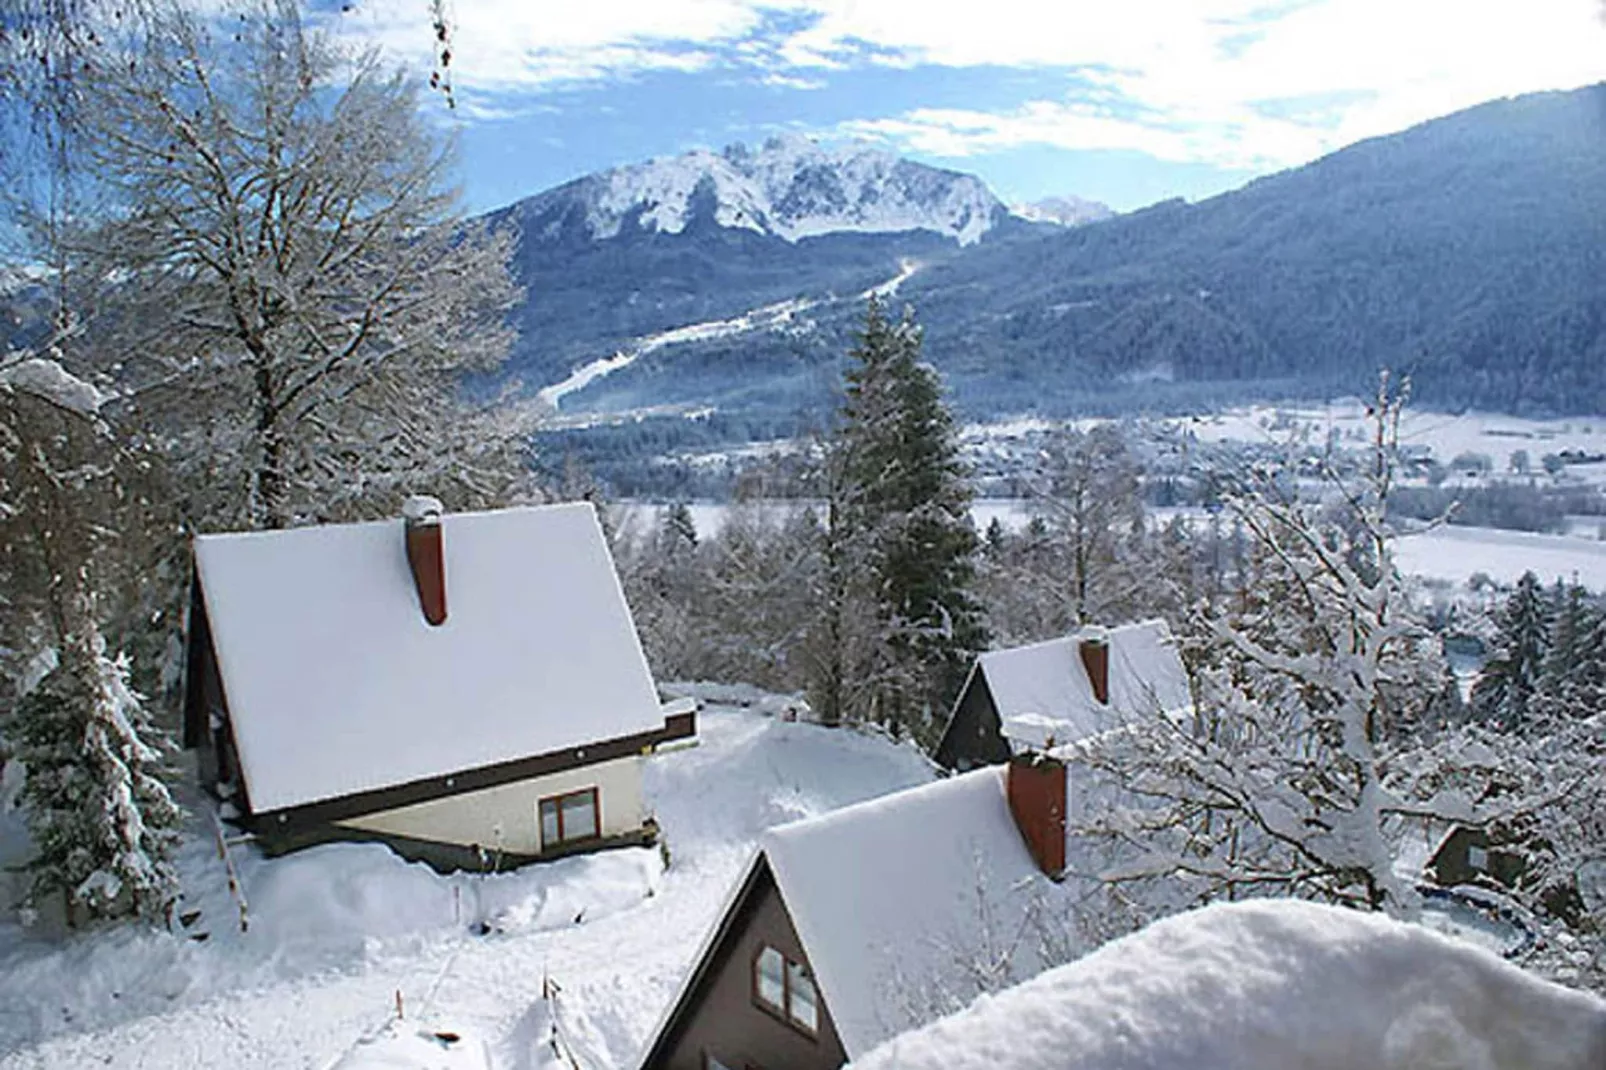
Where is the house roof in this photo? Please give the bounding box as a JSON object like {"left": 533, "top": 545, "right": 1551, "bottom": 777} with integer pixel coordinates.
{"left": 760, "top": 767, "right": 1080, "bottom": 1059}
{"left": 981, "top": 619, "right": 1191, "bottom": 749}
{"left": 193, "top": 502, "right": 663, "bottom": 814}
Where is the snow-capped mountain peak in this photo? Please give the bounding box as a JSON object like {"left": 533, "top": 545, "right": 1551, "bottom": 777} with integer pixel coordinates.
{"left": 1010, "top": 195, "right": 1116, "bottom": 227}
{"left": 518, "top": 137, "right": 1009, "bottom": 246}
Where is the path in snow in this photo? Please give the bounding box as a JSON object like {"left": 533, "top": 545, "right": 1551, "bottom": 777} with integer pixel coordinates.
{"left": 536, "top": 259, "right": 921, "bottom": 414}
{"left": 536, "top": 298, "right": 815, "bottom": 414}
{"left": 0, "top": 708, "right": 934, "bottom": 1069}
{"left": 860, "top": 258, "right": 919, "bottom": 300}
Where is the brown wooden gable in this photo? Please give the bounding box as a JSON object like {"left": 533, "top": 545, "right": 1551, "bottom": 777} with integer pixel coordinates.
{"left": 640, "top": 853, "right": 847, "bottom": 1070}
{"left": 182, "top": 572, "right": 256, "bottom": 817}
{"left": 933, "top": 662, "right": 1011, "bottom": 771}
{"left": 181, "top": 571, "right": 221, "bottom": 751}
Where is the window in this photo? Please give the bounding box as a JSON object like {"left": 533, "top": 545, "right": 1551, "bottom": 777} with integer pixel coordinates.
{"left": 753, "top": 944, "right": 818, "bottom": 1036}
{"left": 538, "top": 787, "right": 599, "bottom": 847}
{"left": 1468, "top": 844, "right": 1489, "bottom": 872}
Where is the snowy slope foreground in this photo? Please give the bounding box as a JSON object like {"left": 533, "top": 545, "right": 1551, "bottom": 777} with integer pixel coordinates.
{"left": 852, "top": 898, "right": 1606, "bottom": 1070}
{"left": 517, "top": 135, "right": 1006, "bottom": 246}
{"left": 0, "top": 707, "right": 934, "bottom": 1068}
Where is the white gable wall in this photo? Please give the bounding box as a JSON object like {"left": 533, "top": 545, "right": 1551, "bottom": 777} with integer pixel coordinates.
{"left": 336, "top": 755, "right": 645, "bottom": 856}
{"left": 195, "top": 503, "right": 664, "bottom": 813}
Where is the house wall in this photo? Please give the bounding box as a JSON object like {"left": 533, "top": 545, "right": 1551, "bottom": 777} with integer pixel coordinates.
{"left": 335, "top": 754, "right": 645, "bottom": 857}
{"left": 1429, "top": 826, "right": 1526, "bottom": 890}
{"left": 934, "top": 672, "right": 1011, "bottom": 772}
{"left": 650, "top": 862, "right": 848, "bottom": 1070}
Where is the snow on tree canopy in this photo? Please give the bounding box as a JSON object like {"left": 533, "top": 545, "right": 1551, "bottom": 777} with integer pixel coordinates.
{"left": 754, "top": 765, "right": 1093, "bottom": 1059}
{"left": 192, "top": 502, "right": 663, "bottom": 813}
{"left": 850, "top": 898, "right": 1606, "bottom": 1070}
{"left": 986, "top": 620, "right": 1192, "bottom": 750}
{"left": 0, "top": 357, "right": 107, "bottom": 416}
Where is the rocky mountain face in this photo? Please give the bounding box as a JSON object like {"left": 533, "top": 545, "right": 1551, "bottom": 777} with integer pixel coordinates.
{"left": 511, "top": 135, "right": 1009, "bottom": 247}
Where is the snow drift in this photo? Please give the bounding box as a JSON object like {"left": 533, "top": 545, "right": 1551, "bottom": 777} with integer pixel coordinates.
{"left": 850, "top": 898, "right": 1606, "bottom": 1070}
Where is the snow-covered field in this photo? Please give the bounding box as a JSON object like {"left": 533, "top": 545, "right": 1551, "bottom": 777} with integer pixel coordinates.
{"left": 1152, "top": 402, "right": 1606, "bottom": 471}
{"left": 0, "top": 707, "right": 934, "bottom": 1068}
{"left": 1395, "top": 525, "right": 1606, "bottom": 590}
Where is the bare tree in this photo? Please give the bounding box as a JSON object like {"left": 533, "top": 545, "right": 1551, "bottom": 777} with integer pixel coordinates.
{"left": 71, "top": 0, "right": 525, "bottom": 530}
{"left": 1030, "top": 424, "right": 1144, "bottom": 626}
{"left": 1063, "top": 376, "right": 1526, "bottom": 918}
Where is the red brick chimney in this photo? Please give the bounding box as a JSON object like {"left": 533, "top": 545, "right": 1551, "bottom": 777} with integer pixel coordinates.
{"left": 1007, "top": 754, "right": 1066, "bottom": 878}
{"left": 403, "top": 495, "right": 447, "bottom": 626}
{"left": 1079, "top": 631, "right": 1110, "bottom": 705}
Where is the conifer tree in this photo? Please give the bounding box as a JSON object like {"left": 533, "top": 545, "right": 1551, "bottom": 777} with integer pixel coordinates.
{"left": 1540, "top": 581, "right": 1588, "bottom": 691}
{"left": 1532, "top": 585, "right": 1604, "bottom": 728}
{"left": 1470, "top": 571, "right": 1550, "bottom": 731}
{"left": 12, "top": 580, "right": 182, "bottom": 926}
{"left": 826, "top": 297, "right": 986, "bottom": 741}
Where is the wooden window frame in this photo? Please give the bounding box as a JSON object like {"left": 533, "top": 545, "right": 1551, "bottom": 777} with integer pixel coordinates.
{"left": 538, "top": 786, "right": 600, "bottom": 847}
{"left": 750, "top": 943, "right": 819, "bottom": 1039}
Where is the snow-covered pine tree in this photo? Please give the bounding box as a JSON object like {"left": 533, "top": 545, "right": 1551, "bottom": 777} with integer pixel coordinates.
{"left": 12, "top": 577, "right": 182, "bottom": 926}
{"left": 1470, "top": 571, "right": 1550, "bottom": 731}
{"left": 1528, "top": 581, "right": 1597, "bottom": 728}
{"left": 827, "top": 297, "right": 986, "bottom": 742}
{"left": 2, "top": 344, "right": 186, "bottom": 930}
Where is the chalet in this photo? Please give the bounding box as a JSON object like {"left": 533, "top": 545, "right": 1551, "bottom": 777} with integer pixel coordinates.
{"left": 934, "top": 619, "right": 1192, "bottom": 771}
{"left": 636, "top": 754, "right": 1087, "bottom": 1070}
{"left": 182, "top": 498, "right": 693, "bottom": 870}
{"left": 1427, "top": 825, "right": 1528, "bottom": 892}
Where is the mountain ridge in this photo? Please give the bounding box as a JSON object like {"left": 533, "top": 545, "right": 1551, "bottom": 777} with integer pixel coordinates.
{"left": 491, "top": 83, "right": 1606, "bottom": 438}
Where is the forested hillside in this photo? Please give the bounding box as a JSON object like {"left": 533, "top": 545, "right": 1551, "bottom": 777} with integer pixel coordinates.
{"left": 910, "top": 85, "right": 1606, "bottom": 416}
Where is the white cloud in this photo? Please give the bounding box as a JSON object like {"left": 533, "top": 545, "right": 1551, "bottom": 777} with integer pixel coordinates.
{"left": 331, "top": 0, "right": 759, "bottom": 91}
{"left": 830, "top": 0, "right": 1606, "bottom": 170}
{"left": 761, "top": 72, "right": 827, "bottom": 90}
{"left": 331, "top": 0, "right": 1606, "bottom": 171}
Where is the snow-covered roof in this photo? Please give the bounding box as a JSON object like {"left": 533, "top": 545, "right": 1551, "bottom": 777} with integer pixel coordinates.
{"left": 983, "top": 619, "right": 1191, "bottom": 750}
{"left": 194, "top": 502, "right": 663, "bottom": 813}
{"left": 850, "top": 897, "right": 1606, "bottom": 1070}
{"left": 762, "top": 766, "right": 1084, "bottom": 1059}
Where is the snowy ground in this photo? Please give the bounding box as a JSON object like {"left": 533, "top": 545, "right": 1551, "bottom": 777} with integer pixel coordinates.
{"left": 1395, "top": 525, "right": 1606, "bottom": 590}
{"left": 0, "top": 707, "right": 935, "bottom": 1068}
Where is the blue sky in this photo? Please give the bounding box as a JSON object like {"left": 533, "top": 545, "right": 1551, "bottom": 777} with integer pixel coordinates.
{"left": 327, "top": 0, "right": 1606, "bottom": 215}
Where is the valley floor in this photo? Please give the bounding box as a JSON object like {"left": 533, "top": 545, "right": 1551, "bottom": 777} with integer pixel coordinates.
{"left": 0, "top": 707, "right": 935, "bottom": 1069}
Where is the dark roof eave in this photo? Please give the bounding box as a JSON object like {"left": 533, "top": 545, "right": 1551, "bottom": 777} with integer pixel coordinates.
{"left": 244, "top": 712, "right": 695, "bottom": 834}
